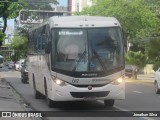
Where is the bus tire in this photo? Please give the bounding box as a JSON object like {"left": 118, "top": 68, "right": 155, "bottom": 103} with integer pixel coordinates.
{"left": 155, "top": 81, "right": 160, "bottom": 94}
{"left": 44, "top": 79, "right": 56, "bottom": 108}
{"left": 35, "top": 90, "right": 43, "bottom": 99}
{"left": 104, "top": 100, "right": 114, "bottom": 107}
{"left": 33, "top": 74, "right": 43, "bottom": 99}
{"left": 47, "top": 97, "right": 56, "bottom": 108}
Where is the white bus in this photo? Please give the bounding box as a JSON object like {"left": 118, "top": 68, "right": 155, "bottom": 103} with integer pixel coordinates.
{"left": 28, "top": 16, "right": 125, "bottom": 108}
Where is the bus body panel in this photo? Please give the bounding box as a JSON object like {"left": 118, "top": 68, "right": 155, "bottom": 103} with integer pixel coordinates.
{"left": 47, "top": 74, "right": 125, "bottom": 101}
{"left": 28, "top": 54, "right": 125, "bottom": 101}
{"left": 28, "top": 16, "right": 125, "bottom": 103}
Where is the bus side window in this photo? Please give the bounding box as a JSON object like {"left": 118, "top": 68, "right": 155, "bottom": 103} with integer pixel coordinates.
{"left": 36, "top": 35, "right": 40, "bottom": 53}
{"left": 42, "top": 34, "right": 46, "bottom": 50}
{"left": 41, "top": 25, "right": 46, "bottom": 53}
{"left": 122, "top": 29, "right": 127, "bottom": 52}
{"left": 45, "top": 25, "right": 51, "bottom": 54}
{"left": 35, "top": 25, "right": 46, "bottom": 54}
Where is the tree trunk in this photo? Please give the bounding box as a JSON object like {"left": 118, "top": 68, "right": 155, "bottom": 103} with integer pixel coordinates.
{"left": 132, "top": 70, "right": 137, "bottom": 79}
{"left": 2, "top": 15, "right": 7, "bottom": 33}
{"left": 2, "top": 2, "right": 8, "bottom": 34}
{"left": 132, "top": 65, "right": 138, "bottom": 79}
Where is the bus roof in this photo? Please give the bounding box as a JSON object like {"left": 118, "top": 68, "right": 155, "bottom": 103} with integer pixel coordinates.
{"left": 48, "top": 16, "right": 121, "bottom": 28}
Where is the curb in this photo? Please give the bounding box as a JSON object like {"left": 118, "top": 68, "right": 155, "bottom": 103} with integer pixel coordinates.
{"left": 1, "top": 78, "right": 44, "bottom": 120}
{"left": 125, "top": 79, "right": 154, "bottom": 83}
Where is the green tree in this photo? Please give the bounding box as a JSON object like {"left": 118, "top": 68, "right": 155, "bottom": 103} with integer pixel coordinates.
{"left": 146, "top": 38, "right": 160, "bottom": 71}
{"left": 0, "top": 0, "right": 25, "bottom": 32}
{"left": 24, "top": 0, "right": 59, "bottom": 10}
{"left": 153, "top": 61, "right": 160, "bottom": 71}
{"left": 0, "top": 0, "right": 58, "bottom": 46}
{"left": 0, "top": 0, "right": 24, "bottom": 45}
{"left": 16, "top": 24, "right": 32, "bottom": 39}
{"left": 125, "top": 51, "right": 147, "bottom": 79}
{"left": 80, "top": 0, "right": 160, "bottom": 43}
{"left": 0, "top": 31, "right": 5, "bottom": 44}
{"left": 10, "top": 35, "right": 28, "bottom": 61}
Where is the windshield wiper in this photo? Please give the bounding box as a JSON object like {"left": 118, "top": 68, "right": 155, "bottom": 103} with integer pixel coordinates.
{"left": 72, "top": 51, "right": 87, "bottom": 71}
{"left": 92, "top": 48, "right": 107, "bottom": 71}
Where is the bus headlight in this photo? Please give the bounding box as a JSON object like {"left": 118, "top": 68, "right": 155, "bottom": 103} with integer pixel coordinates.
{"left": 111, "top": 77, "right": 123, "bottom": 85}
{"left": 54, "top": 79, "right": 66, "bottom": 86}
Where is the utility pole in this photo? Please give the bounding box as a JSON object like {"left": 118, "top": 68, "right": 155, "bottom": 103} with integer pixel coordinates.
{"left": 77, "top": 2, "right": 79, "bottom": 15}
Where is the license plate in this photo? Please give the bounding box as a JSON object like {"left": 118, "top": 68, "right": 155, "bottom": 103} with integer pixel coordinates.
{"left": 84, "top": 97, "right": 96, "bottom": 101}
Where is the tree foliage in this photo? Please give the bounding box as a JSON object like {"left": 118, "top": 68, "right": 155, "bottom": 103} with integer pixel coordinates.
{"left": 152, "top": 61, "right": 160, "bottom": 71}
{"left": 16, "top": 24, "right": 32, "bottom": 39}
{"left": 0, "top": 0, "right": 24, "bottom": 45}
{"left": 10, "top": 35, "right": 28, "bottom": 60}
{"left": 0, "top": 0, "right": 58, "bottom": 46}
{"left": 11, "top": 35, "right": 28, "bottom": 50}
{"left": 80, "top": 0, "right": 160, "bottom": 42}
{"left": 146, "top": 38, "right": 160, "bottom": 71}
{"left": 125, "top": 51, "right": 147, "bottom": 79}
{"left": 0, "top": 20, "right": 5, "bottom": 44}
{"left": 24, "top": 0, "right": 59, "bottom": 10}
{"left": 146, "top": 38, "right": 160, "bottom": 60}
{"left": 126, "top": 51, "right": 147, "bottom": 69}
{"left": 0, "top": 0, "right": 24, "bottom": 32}
{"left": 0, "top": 31, "right": 5, "bottom": 44}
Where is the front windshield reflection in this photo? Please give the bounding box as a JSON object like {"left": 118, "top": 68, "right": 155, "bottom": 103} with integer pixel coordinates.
{"left": 52, "top": 28, "right": 123, "bottom": 72}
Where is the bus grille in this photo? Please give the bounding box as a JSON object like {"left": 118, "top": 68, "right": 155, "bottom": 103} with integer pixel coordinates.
{"left": 71, "top": 84, "right": 107, "bottom": 88}
{"left": 70, "top": 91, "right": 110, "bottom": 98}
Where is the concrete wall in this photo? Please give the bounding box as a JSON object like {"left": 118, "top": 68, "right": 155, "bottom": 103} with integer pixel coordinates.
{"left": 143, "top": 64, "right": 155, "bottom": 74}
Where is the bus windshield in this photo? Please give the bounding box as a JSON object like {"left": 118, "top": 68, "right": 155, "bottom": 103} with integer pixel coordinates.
{"left": 52, "top": 28, "right": 124, "bottom": 72}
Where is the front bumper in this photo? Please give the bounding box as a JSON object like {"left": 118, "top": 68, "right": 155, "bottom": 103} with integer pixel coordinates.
{"left": 48, "top": 81, "right": 125, "bottom": 101}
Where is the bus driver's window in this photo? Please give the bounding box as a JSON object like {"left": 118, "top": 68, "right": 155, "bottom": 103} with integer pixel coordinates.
{"left": 65, "top": 44, "right": 79, "bottom": 61}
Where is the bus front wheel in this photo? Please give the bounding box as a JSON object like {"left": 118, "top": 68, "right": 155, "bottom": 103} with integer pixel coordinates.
{"left": 46, "top": 97, "right": 57, "bottom": 108}
{"left": 33, "top": 75, "right": 44, "bottom": 99}
{"left": 104, "top": 100, "right": 114, "bottom": 107}
{"left": 155, "top": 81, "right": 160, "bottom": 94}
{"left": 44, "top": 79, "right": 57, "bottom": 108}
{"left": 34, "top": 90, "right": 43, "bottom": 99}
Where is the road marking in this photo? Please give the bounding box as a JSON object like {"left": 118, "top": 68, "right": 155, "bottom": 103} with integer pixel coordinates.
{"left": 133, "top": 91, "right": 142, "bottom": 94}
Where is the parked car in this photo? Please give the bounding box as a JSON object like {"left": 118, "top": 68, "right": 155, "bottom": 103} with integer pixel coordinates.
{"left": 6, "top": 61, "right": 11, "bottom": 66}
{"left": 8, "top": 61, "right": 15, "bottom": 69}
{"left": 155, "top": 67, "right": 160, "bottom": 94}
{"left": 21, "top": 59, "right": 28, "bottom": 84}
{"left": 15, "top": 61, "right": 20, "bottom": 71}
{"left": 125, "top": 65, "right": 133, "bottom": 78}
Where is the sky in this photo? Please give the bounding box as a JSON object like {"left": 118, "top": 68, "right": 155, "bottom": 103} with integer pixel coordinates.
{"left": 58, "top": 0, "right": 67, "bottom": 6}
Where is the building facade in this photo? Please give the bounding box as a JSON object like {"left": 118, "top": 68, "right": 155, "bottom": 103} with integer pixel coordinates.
{"left": 0, "top": 46, "right": 14, "bottom": 59}
{"left": 0, "top": 24, "right": 14, "bottom": 59}
{"left": 68, "top": 0, "right": 93, "bottom": 14}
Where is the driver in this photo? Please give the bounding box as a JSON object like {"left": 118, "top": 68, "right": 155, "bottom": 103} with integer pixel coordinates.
{"left": 65, "top": 44, "right": 79, "bottom": 61}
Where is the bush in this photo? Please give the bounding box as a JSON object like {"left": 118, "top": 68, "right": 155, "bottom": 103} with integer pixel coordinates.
{"left": 153, "top": 61, "right": 160, "bottom": 71}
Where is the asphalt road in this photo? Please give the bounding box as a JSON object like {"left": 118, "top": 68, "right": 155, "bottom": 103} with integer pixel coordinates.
{"left": 0, "top": 67, "right": 160, "bottom": 120}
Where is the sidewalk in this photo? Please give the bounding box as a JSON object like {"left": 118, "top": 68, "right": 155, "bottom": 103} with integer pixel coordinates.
{"left": 125, "top": 74, "right": 155, "bottom": 83}
{"left": 0, "top": 75, "right": 38, "bottom": 120}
